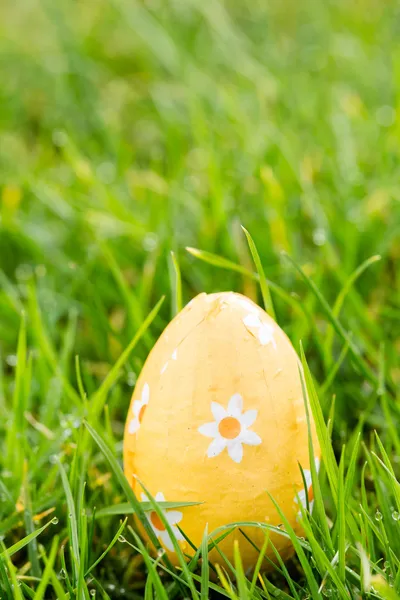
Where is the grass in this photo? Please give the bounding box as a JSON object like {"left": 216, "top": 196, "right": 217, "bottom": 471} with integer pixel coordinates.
{"left": 1, "top": 0, "right": 400, "bottom": 596}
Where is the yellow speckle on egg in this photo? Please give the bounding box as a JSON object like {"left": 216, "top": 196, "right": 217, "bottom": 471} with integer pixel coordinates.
{"left": 123, "top": 292, "right": 320, "bottom": 568}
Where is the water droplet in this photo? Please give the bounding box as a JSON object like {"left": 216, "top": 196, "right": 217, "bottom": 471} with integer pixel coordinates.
{"left": 127, "top": 372, "right": 137, "bottom": 387}
{"left": 313, "top": 228, "right": 326, "bottom": 246}
{"left": 384, "top": 560, "right": 390, "bottom": 570}
{"left": 118, "top": 535, "right": 126, "bottom": 543}
{"left": 90, "top": 590, "right": 96, "bottom": 597}
{"left": 59, "top": 568, "right": 67, "bottom": 579}
{"left": 375, "top": 510, "right": 383, "bottom": 521}
{"left": 157, "top": 548, "right": 165, "bottom": 557}
{"left": 49, "top": 454, "right": 59, "bottom": 465}
{"left": 5, "top": 355, "right": 17, "bottom": 367}
{"left": 51, "top": 517, "right": 59, "bottom": 525}
{"left": 15, "top": 263, "right": 33, "bottom": 281}
{"left": 392, "top": 511, "right": 400, "bottom": 521}
{"left": 142, "top": 232, "right": 158, "bottom": 252}
{"left": 35, "top": 264, "right": 47, "bottom": 277}
{"left": 322, "top": 587, "right": 333, "bottom": 597}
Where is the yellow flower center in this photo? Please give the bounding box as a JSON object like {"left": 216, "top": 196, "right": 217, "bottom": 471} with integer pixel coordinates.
{"left": 138, "top": 404, "right": 147, "bottom": 423}
{"left": 218, "top": 417, "right": 241, "bottom": 439}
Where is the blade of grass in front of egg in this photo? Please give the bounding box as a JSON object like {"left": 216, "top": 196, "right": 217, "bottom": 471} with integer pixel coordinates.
{"left": 337, "top": 449, "right": 347, "bottom": 585}
{"left": 241, "top": 226, "right": 276, "bottom": 321}
{"left": 267, "top": 495, "right": 320, "bottom": 600}
{"left": 83, "top": 421, "right": 173, "bottom": 571}
{"left": 200, "top": 525, "right": 209, "bottom": 600}
{"left": 130, "top": 529, "right": 169, "bottom": 600}
{"left": 135, "top": 478, "right": 200, "bottom": 600}
{"left": 93, "top": 501, "right": 202, "bottom": 518}
{"left": 299, "top": 348, "right": 334, "bottom": 552}
{"left": 268, "top": 539, "right": 302, "bottom": 599}
{"left": 233, "top": 540, "right": 250, "bottom": 600}
{"left": 300, "top": 345, "right": 339, "bottom": 502}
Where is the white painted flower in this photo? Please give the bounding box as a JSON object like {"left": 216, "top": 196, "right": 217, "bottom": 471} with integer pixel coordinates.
{"left": 198, "top": 393, "right": 262, "bottom": 463}
{"left": 243, "top": 314, "right": 277, "bottom": 349}
{"left": 160, "top": 348, "right": 178, "bottom": 375}
{"left": 128, "top": 383, "right": 149, "bottom": 434}
{"left": 295, "top": 457, "right": 320, "bottom": 518}
{"left": 141, "top": 492, "right": 184, "bottom": 551}
{"left": 232, "top": 296, "right": 259, "bottom": 314}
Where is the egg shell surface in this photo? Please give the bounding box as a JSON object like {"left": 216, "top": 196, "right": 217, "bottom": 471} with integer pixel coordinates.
{"left": 123, "top": 292, "right": 320, "bottom": 569}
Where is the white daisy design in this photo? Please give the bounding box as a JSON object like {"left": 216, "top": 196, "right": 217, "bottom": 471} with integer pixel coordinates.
{"left": 243, "top": 313, "right": 277, "bottom": 349}
{"left": 232, "top": 296, "right": 259, "bottom": 314}
{"left": 198, "top": 393, "right": 262, "bottom": 463}
{"left": 141, "top": 492, "right": 184, "bottom": 551}
{"left": 295, "top": 457, "right": 321, "bottom": 518}
{"left": 160, "top": 348, "right": 178, "bottom": 375}
{"left": 128, "top": 383, "right": 149, "bottom": 434}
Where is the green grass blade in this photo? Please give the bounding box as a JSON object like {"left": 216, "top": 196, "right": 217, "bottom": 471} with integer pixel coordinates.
{"left": 168, "top": 250, "right": 182, "bottom": 316}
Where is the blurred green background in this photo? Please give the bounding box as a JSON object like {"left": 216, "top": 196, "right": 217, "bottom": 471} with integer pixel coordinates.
{"left": 1, "top": 0, "right": 400, "bottom": 594}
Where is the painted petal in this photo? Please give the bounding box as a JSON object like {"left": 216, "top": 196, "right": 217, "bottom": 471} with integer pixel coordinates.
{"left": 171, "top": 524, "right": 185, "bottom": 541}
{"left": 142, "top": 383, "right": 150, "bottom": 404}
{"left": 211, "top": 401, "right": 226, "bottom": 422}
{"left": 227, "top": 441, "right": 243, "bottom": 463}
{"left": 160, "top": 530, "right": 175, "bottom": 551}
{"left": 296, "top": 489, "right": 307, "bottom": 508}
{"left": 241, "top": 409, "right": 257, "bottom": 427}
{"left": 128, "top": 417, "right": 140, "bottom": 434}
{"left": 259, "top": 324, "right": 274, "bottom": 346}
{"left": 243, "top": 314, "right": 260, "bottom": 328}
{"left": 227, "top": 393, "right": 243, "bottom": 417}
{"left": 241, "top": 430, "right": 262, "bottom": 446}
{"left": 206, "top": 437, "right": 227, "bottom": 458}
{"left": 132, "top": 400, "right": 142, "bottom": 415}
{"left": 303, "top": 469, "right": 312, "bottom": 489}
{"left": 155, "top": 492, "right": 166, "bottom": 502}
{"left": 198, "top": 422, "right": 219, "bottom": 438}
{"left": 236, "top": 298, "right": 259, "bottom": 314}
{"left": 172, "top": 349, "right": 178, "bottom": 360}
{"left": 166, "top": 510, "right": 183, "bottom": 526}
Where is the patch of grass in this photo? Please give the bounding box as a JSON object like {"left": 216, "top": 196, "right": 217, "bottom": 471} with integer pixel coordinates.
{"left": 1, "top": 0, "right": 400, "bottom": 597}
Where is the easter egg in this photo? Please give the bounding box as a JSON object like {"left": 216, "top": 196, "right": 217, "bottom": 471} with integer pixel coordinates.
{"left": 123, "top": 292, "right": 320, "bottom": 569}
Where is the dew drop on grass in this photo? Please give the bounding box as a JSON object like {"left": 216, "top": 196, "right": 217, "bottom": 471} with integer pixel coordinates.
{"left": 392, "top": 511, "right": 400, "bottom": 521}
{"left": 157, "top": 548, "right": 165, "bottom": 557}
{"left": 51, "top": 517, "right": 59, "bottom": 525}
{"left": 322, "top": 587, "right": 333, "bottom": 597}
{"left": 118, "top": 535, "right": 126, "bottom": 543}
{"left": 375, "top": 510, "right": 383, "bottom": 521}
{"left": 59, "top": 568, "right": 67, "bottom": 579}
{"left": 90, "top": 590, "right": 96, "bottom": 597}
{"left": 384, "top": 560, "right": 390, "bottom": 570}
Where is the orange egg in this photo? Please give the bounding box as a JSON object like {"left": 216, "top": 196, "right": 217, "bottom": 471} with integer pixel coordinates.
{"left": 123, "top": 292, "right": 320, "bottom": 569}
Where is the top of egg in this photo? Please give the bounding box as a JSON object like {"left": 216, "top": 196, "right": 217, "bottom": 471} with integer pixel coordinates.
{"left": 123, "top": 291, "right": 320, "bottom": 567}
